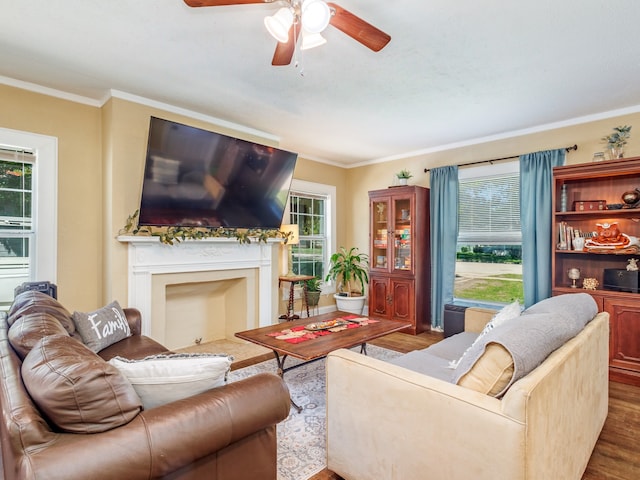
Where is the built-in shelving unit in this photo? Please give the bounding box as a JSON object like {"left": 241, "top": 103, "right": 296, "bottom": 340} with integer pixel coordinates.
{"left": 552, "top": 157, "right": 640, "bottom": 386}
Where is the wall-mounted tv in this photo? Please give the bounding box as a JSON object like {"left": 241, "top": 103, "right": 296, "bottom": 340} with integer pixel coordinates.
{"left": 138, "top": 117, "right": 298, "bottom": 229}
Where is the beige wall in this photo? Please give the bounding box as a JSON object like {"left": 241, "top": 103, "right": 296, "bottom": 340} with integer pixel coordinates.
{"left": 0, "top": 85, "right": 103, "bottom": 310}
{"left": 347, "top": 115, "right": 640, "bottom": 256}
{"left": 3, "top": 82, "right": 640, "bottom": 315}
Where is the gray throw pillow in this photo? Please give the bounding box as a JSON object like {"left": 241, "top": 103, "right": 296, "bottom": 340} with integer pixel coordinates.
{"left": 72, "top": 301, "right": 132, "bottom": 353}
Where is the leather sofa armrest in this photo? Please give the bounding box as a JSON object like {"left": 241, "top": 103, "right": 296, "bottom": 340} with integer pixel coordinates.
{"left": 15, "top": 373, "right": 290, "bottom": 480}
{"left": 123, "top": 308, "right": 142, "bottom": 335}
{"left": 139, "top": 372, "right": 291, "bottom": 477}
{"left": 464, "top": 307, "right": 497, "bottom": 333}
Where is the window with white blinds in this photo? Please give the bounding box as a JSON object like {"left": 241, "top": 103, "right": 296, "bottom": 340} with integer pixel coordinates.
{"left": 458, "top": 172, "right": 521, "bottom": 244}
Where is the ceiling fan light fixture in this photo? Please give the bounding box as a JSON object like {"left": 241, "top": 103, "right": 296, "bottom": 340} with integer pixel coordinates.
{"left": 264, "top": 7, "right": 294, "bottom": 43}
{"left": 301, "top": 30, "right": 326, "bottom": 50}
{"left": 301, "top": 0, "right": 331, "bottom": 34}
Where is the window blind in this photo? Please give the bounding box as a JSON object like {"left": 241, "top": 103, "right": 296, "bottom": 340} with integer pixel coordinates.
{"left": 458, "top": 173, "right": 521, "bottom": 243}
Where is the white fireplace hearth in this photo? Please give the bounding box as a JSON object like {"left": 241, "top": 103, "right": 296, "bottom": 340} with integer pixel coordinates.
{"left": 118, "top": 236, "right": 280, "bottom": 350}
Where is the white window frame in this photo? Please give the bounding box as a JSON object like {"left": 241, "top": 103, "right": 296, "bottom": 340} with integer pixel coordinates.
{"left": 0, "top": 127, "right": 57, "bottom": 286}
{"left": 455, "top": 160, "right": 522, "bottom": 306}
{"left": 285, "top": 179, "right": 336, "bottom": 294}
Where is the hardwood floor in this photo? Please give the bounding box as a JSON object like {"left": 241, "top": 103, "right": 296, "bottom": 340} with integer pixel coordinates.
{"left": 306, "top": 330, "right": 640, "bottom": 480}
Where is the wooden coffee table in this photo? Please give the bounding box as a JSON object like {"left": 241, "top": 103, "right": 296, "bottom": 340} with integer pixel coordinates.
{"left": 235, "top": 311, "right": 411, "bottom": 411}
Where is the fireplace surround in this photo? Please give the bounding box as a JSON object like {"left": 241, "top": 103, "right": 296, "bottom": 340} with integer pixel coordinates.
{"left": 118, "top": 236, "right": 280, "bottom": 350}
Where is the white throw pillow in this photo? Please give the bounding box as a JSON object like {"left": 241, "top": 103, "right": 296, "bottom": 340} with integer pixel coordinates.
{"left": 108, "top": 353, "right": 233, "bottom": 409}
{"left": 448, "top": 301, "right": 521, "bottom": 369}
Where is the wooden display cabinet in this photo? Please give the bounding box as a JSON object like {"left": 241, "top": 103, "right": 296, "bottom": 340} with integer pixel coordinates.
{"left": 368, "top": 185, "right": 430, "bottom": 334}
{"left": 552, "top": 157, "right": 640, "bottom": 386}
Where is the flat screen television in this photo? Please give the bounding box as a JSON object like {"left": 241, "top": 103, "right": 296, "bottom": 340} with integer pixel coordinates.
{"left": 138, "top": 117, "right": 298, "bottom": 229}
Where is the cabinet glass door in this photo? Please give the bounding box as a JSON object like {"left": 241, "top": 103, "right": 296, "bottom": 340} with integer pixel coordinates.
{"left": 372, "top": 199, "right": 389, "bottom": 269}
{"left": 393, "top": 197, "right": 412, "bottom": 271}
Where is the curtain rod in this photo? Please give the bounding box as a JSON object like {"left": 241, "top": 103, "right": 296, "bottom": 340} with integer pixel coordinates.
{"left": 422, "top": 144, "right": 578, "bottom": 173}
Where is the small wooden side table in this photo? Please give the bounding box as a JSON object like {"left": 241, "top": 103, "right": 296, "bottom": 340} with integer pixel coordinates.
{"left": 278, "top": 275, "right": 314, "bottom": 321}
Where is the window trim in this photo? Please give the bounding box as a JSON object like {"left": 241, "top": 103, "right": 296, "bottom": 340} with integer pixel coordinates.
{"left": 0, "top": 127, "right": 57, "bottom": 284}
{"left": 286, "top": 179, "right": 336, "bottom": 292}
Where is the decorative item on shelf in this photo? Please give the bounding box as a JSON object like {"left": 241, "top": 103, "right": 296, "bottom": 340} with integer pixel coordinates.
{"left": 396, "top": 169, "right": 412, "bottom": 186}
{"left": 583, "top": 277, "right": 599, "bottom": 290}
{"left": 603, "top": 268, "right": 639, "bottom": 293}
{"left": 567, "top": 267, "right": 581, "bottom": 288}
{"left": 376, "top": 203, "right": 386, "bottom": 221}
{"left": 560, "top": 184, "right": 568, "bottom": 212}
{"left": 572, "top": 235, "right": 585, "bottom": 251}
{"left": 621, "top": 188, "right": 640, "bottom": 208}
{"left": 627, "top": 258, "right": 639, "bottom": 272}
{"left": 585, "top": 222, "right": 631, "bottom": 250}
{"left": 120, "top": 209, "right": 286, "bottom": 245}
{"left": 602, "top": 125, "right": 631, "bottom": 160}
{"left": 572, "top": 200, "right": 606, "bottom": 211}
{"left": 592, "top": 152, "right": 606, "bottom": 162}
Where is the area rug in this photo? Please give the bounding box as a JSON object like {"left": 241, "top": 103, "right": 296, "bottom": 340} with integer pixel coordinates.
{"left": 227, "top": 345, "right": 402, "bottom": 480}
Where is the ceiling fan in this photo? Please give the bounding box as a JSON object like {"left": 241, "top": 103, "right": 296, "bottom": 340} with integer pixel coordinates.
{"left": 183, "top": 0, "right": 391, "bottom": 66}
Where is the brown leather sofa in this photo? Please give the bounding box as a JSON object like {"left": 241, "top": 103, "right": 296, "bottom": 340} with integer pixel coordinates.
{"left": 0, "top": 291, "right": 291, "bottom": 480}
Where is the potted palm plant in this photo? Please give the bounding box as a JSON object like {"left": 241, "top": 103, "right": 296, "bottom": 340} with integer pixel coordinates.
{"left": 325, "top": 247, "right": 369, "bottom": 314}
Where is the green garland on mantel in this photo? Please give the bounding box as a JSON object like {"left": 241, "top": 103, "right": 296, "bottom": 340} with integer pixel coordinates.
{"left": 120, "top": 210, "right": 292, "bottom": 245}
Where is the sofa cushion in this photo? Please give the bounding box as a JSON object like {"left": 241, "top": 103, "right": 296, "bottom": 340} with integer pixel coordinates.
{"left": 7, "top": 291, "right": 77, "bottom": 336}
{"left": 22, "top": 334, "right": 142, "bottom": 433}
{"left": 8, "top": 312, "right": 69, "bottom": 360}
{"left": 523, "top": 292, "right": 597, "bottom": 329}
{"left": 388, "top": 350, "right": 454, "bottom": 382}
{"left": 454, "top": 343, "right": 514, "bottom": 396}
{"left": 452, "top": 310, "right": 589, "bottom": 397}
{"left": 108, "top": 353, "right": 233, "bottom": 409}
{"left": 423, "top": 331, "right": 479, "bottom": 362}
{"left": 450, "top": 301, "right": 521, "bottom": 368}
{"left": 72, "top": 301, "right": 132, "bottom": 353}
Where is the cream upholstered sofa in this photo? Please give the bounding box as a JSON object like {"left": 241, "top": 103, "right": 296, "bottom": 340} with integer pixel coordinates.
{"left": 326, "top": 293, "right": 609, "bottom": 480}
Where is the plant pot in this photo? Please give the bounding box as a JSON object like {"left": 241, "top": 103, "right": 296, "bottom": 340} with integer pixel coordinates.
{"left": 398, "top": 178, "right": 408, "bottom": 186}
{"left": 334, "top": 293, "right": 366, "bottom": 315}
{"left": 306, "top": 291, "right": 321, "bottom": 307}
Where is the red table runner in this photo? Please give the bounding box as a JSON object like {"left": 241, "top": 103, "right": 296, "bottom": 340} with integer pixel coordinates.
{"left": 267, "top": 315, "right": 380, "bottom": 343}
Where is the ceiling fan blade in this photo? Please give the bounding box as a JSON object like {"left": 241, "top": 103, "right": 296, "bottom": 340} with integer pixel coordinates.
{"left": 327, "top": 2, "right": 391, "bottom": 52}
{"left": 272, "top": 26, "right": 300, "bottom": 66}
{"left": 183, "top": 0, "right": 267, "bottom": 7}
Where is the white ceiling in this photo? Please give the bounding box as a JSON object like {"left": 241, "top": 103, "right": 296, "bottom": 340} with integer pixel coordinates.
{"left": 3, "top": 0, "right": 640, "bottom": 167}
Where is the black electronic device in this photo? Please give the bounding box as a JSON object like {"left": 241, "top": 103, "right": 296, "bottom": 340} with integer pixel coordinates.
{"left": 14, "top": 281, "right": 58, "bottom": 299}
{"left": 137, "top": 117, "right": 298, "bottom": 229}
{"left": 603, "top": 269, "right": 639, "bottom": 294}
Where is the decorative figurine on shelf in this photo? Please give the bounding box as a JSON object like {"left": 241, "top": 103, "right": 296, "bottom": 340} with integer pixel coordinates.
{"left": 585, "top": 222, "right": 631, "bottom": 249}
{"left": 583, "top": 278, "right": 599, "bottom": 290}
{"left": 627, "top": 258, "right": 639, "bottom": 272}
{"left": 567, "top": 268, "right": 581, "bottom": 288}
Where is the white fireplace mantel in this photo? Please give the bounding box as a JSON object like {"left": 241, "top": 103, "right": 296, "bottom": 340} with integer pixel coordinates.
{"left": 118, "top": 235, "right": 280, "bottom": 336}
